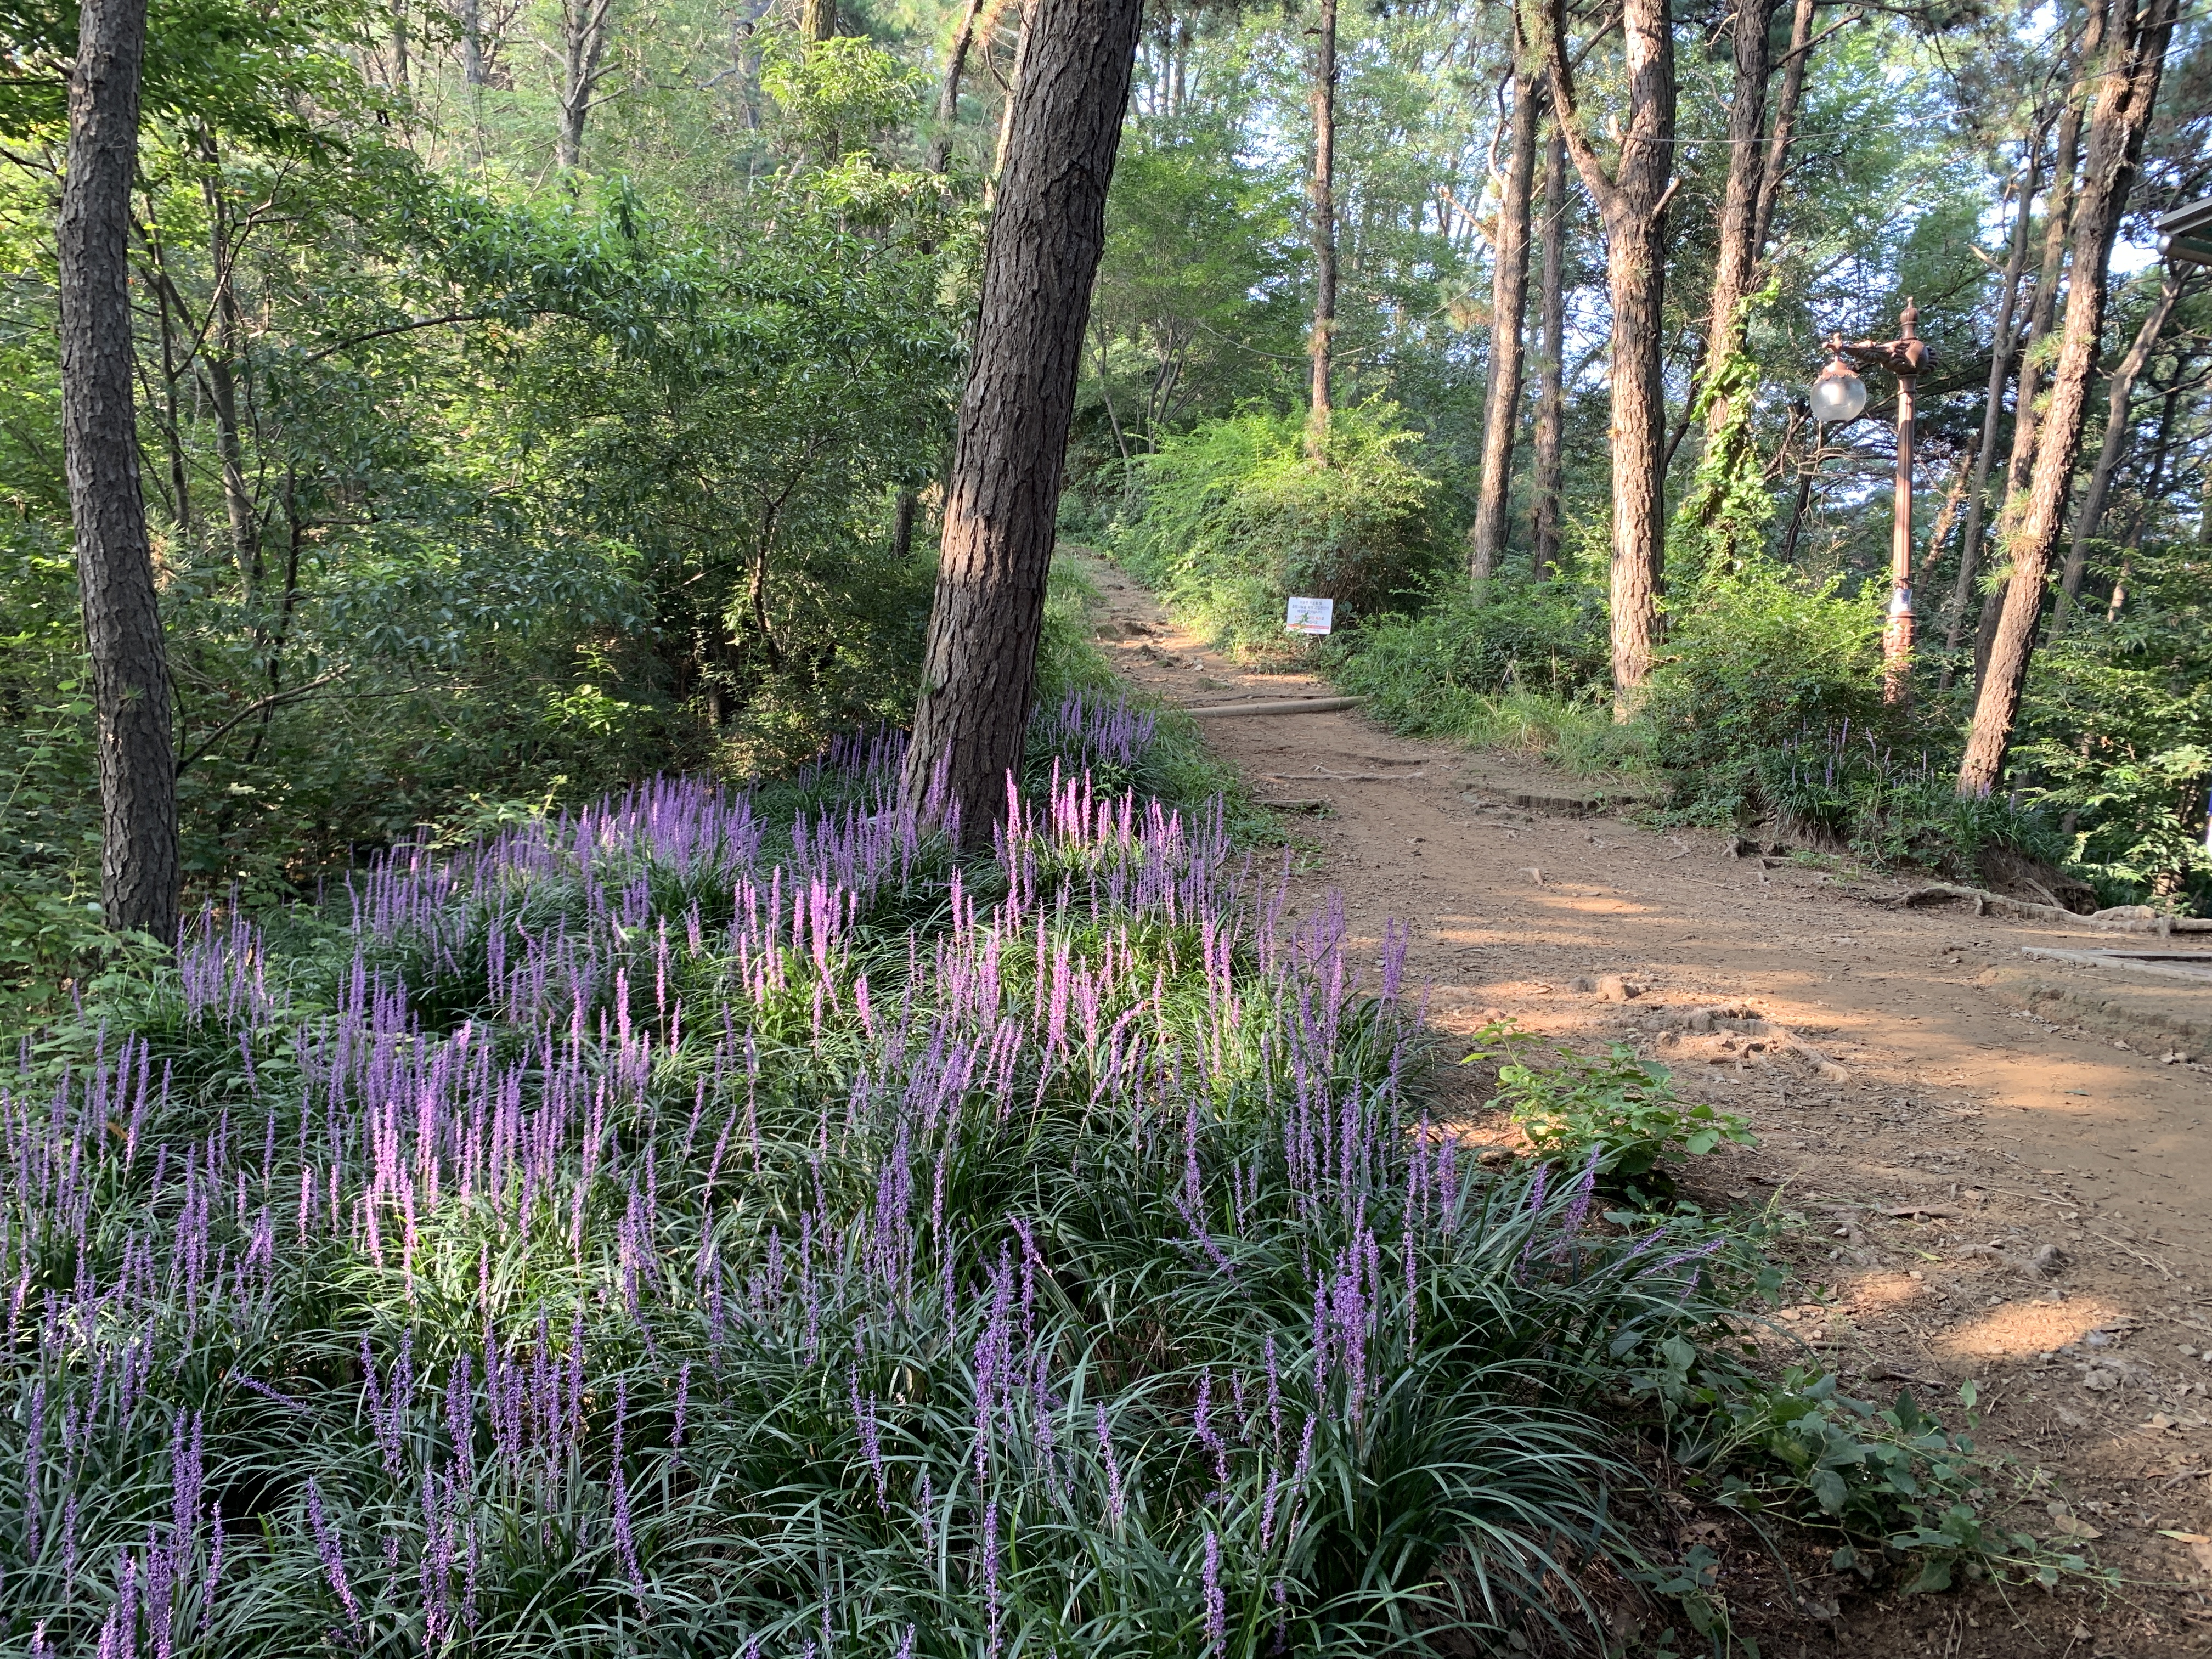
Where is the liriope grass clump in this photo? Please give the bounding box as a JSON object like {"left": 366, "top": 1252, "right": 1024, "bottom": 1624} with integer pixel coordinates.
{"left": 3, "top": 703, "right": 1807, "bottom": 1656}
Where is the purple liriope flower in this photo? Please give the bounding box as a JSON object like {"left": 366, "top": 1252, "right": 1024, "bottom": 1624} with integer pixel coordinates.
{"left": 983, "top": 1498, "right": 1003, "bottom": 1659}
{"left": 1096, "top": 1404, "right": 1125, "bottom": 1527}
{"left": 305, "top": 1480, "right": 363, "bottom": 1632}
{"left": 1555, "top": 1148, "right": 1601, "bottom": 1260}
{"left": 1203, "top": 1529, "right": 1225, "bottom": 1654}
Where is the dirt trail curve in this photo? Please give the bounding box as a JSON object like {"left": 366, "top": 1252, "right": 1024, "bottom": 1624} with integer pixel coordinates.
{"left": 1069, "top": 549, "right": 2212, "bottom": 1657}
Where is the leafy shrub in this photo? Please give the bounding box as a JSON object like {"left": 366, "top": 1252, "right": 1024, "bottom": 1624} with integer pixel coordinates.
{"left": 1113, "top": 404, "right": 1444, "bottom": 651}
{"left": 1467, "top": 1024, "right": 1756, "bottom": 1183}
{"left": 1638, "top": 572, "right": 1891, "bottom": 825}
{"left": 1322, "top": 573, "right": 1613, "bottom": 720}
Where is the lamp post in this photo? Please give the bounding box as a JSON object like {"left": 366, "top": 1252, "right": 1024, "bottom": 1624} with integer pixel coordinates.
{"left": 1810, "top": 298, "right": 1932, "bottom": 706}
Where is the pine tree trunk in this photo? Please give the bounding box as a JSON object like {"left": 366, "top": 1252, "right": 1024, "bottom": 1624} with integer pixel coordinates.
{"left": 1305, "top": 0, "right": 1339, "bottom": 460}
{"left": 1530, "top": 120, "right": 1568, "bottom": 576}
{"left": 1940, "top": 143, "right": 2039, "bottom": 683}
{"left": 1700, "top": 0, "right": 1774, "bottom": 445}
{"left": 1543, "top": 0, "right": 1675, "bottom": 714}
{"left": 1959, "top": 0, "right": 2174, "bottom": 799}
{"left": 901, "top": 0, "right": 1144, "bottom": 845}
{"left": 60, "top": 0, "right": 177, "bottom": 941}
{"left": 2052, "top": 272, "right": 2179, "bottom": 633}
{"left": 1972, "top": 21, "right": 2100, "bottom": 688}
{"left": 1469, "top": 61, "right": 1537, "bottom": 579}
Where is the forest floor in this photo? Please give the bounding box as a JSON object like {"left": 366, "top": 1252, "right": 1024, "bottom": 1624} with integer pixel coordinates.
{"left": 1065, "top": 549, "right": 2212, "bottom": 1659}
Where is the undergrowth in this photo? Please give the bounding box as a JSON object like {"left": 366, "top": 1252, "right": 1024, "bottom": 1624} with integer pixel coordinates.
{"left": 0, "top": 702, "right": 2095, "bottom": 1656}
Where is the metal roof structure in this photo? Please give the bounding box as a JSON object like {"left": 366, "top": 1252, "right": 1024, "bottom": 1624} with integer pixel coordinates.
{"left": 2158, "top": 197, "right": 2212, "bottom": 268}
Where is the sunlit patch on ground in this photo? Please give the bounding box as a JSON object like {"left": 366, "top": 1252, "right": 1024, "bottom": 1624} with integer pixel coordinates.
{"left": 1936, "top": 1297, "right": 2128, "bottom": 1360}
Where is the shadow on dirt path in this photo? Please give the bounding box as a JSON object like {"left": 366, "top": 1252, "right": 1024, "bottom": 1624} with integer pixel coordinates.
{"left": 1069, "top": 547, "right": 2212, "bottom": 1657}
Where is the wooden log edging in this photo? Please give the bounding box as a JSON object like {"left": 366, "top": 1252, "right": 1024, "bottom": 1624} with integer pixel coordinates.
{"left": 1889, "top": 882, "right": 2212, "bottom": 935}
{"left": 1183, "top": 696, "right": 1368, "bottom": 719}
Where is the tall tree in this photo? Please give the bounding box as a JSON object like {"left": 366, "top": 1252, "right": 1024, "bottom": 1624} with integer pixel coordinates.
{"left": 902, "top": 0, "right": 1145, "bottom": 844}
{"left": 60, "top": 0, "right": 178, "bottom": 940}
{"left": 555, "top": 0, "right": 616, "bottom": 169}
{"left": 801, "top": 0, "right": 837, "bottom": 40}
{"left": 1529, "top": 117, "right": 1570, "bottom": 575}
{"left": 1306, "top": 0, "right": 1339, "bottom": 459}
{"left": 1541, "top": 0, "right": 1678, "bottom": 712}
{"left": 1939, "top": 139, "right": 2040, "bottom": 679}
{"left": 1469, "top": 56, "right": 1538, "bottom": 579}
{"left": 1700, "top": 0, "right": 1776, "bottom": 443}
{"left": 2052, "top": 271, "right": 2182, "bottom": 631}
{"left": 1959, "top": 0, "right": 2177, "bottom": 798}
{"left": 1971, "top": 14, "right": 2102, "bottom": 686}
{"left": 1746, "top": 0, "right": 1816, "bottom": 262}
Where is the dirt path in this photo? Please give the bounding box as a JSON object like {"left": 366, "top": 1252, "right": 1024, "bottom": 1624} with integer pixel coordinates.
{"left": 1071, "top": 550, "right": 2212, "bottom": 1657}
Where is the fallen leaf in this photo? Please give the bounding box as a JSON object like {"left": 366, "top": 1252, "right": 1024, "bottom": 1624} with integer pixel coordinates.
{"left": 2158, "top": 1530, "right": 2212, "bottom": 1543}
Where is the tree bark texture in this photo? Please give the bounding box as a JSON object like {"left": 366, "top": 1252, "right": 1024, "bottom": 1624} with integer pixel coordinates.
{"left": 1940, "top": 145, "right": 2039, "bottom": 680}
{"left": 556, "top": 0, "right": 614, "bottom": 169}
{"left": 901, "top": 0, "right": 1143, "bottom": 846}
{"left": 60, "top": 0, "right": 178, "bottom": 940}
{"left": 1544, "top": 0, "right": 1675, "bottom": 713}
{"left": 801, "top": 0, "right": 837, "bottom": 40}
{"left": 1958, "top": 0, "right": 2174, "bottom": 799}
{"left": 1972, "top": 20, "right": 2101, "bottom": 687}
{"left": 461, "top": 0, "right": 485, "bottom": 85}
{"left": 1700, "top": 0, "right": 1774, "bottom": 444}
{"left": 1469, "top": 60, "right": 1537, "bottom": 578}
{"left": 2052, "top": 272, "right": 2180, "bottom": 632}
{"left": 1306, "top": 0, "right": 1339, "bottom": 459}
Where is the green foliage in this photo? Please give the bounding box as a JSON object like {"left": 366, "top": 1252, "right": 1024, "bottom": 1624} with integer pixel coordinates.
{"left": 1465, "top": 1023, "right": 1756, "bottom": 1183}
{"left": 1638, "top": 571, "right": 1890, "bottom": 822}
{"left": 1111, "top": 404, "right": 1444, "bottom": 652}
{"left": 1660, "top": 1363, "right": 2105, "bottom": 1594}
{"left": 1321, "top": 573, "right": 1615, "bottom": 721}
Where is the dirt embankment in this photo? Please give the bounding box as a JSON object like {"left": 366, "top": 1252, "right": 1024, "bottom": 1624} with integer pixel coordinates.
{"left": 1073, "top": 550, "right": 2212, "bottom": 1659}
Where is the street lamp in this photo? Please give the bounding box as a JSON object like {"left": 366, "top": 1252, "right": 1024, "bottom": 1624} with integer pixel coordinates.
{"left": 1814, "top": 298, "right": 1931, "bottom": 706}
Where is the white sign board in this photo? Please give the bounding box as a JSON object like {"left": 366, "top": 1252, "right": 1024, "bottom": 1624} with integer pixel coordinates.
{"left": 1284, "top": 596, "right": 1335, "bottom": 635}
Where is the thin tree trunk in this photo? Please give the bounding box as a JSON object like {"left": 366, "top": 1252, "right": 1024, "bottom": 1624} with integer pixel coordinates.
{"left": 1305, "top": 0, "right": 1339, "bottom": 460}
{"left": 1700, "top": 0, "right": 1774, "bottom": 444}
{"left": 144, "top": 229, "right": 190, "bottom": 532}
{"left": 2104, "top": 385, "right": 2179, "bottom": 623}
{"left": 926, "top": 0, "right": 985, "bottom": 173}
{"left": 1543, "top": 0, "right": 1677, "bottom": 713}
{"left": 1470, "top": 60, "right": 1537, "bottom": 578}
{"left": 800, "top": 0, "right": 836, "bottom": 40}
{"left": 461, "top": 0, "right": 485, "bottom": 84}
{"left": 901, "top": 0, "right": 1144, "bottom": 845}
{"left": 555, "top": 0, "right": 614, "bottom": 170}
{"left": 2052, "top": 271, "right": 2180, "bottom": 632}
{"left": 1959, "top": 0, "right": 2175, "bottom": 799}
{"left": 61, "top": 0, "right": 177, "bottom": 941}
{"left": 1973, "top": 18, "right": 2101, "bottom": 687}
{"left": 1940, "top": 144, "right": 2039, "bottom": 684}
{"left": 1746, "top": 0, "right": 1815, "bottom": 262}
{"left": 1530, "top": 119, "right": 1568, "bottom": 575}
{"left": 198, "top": 136, "right": 259, "bottom": 594}
{"left": 391, "top": 0, "right": 410, "bottom": 91}
{"left": 1916, "top": 449, "right": 1972, "bottom": 590}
